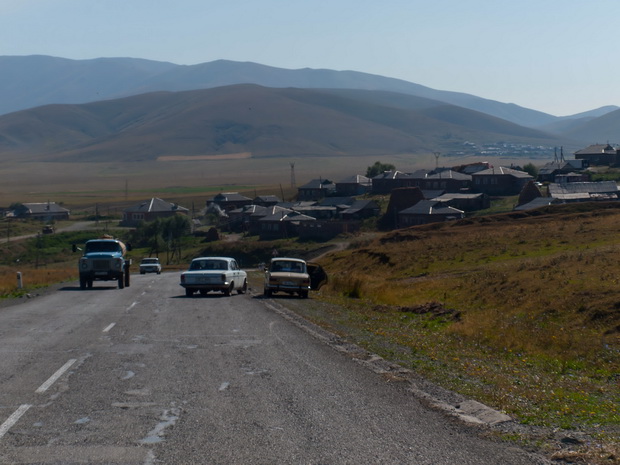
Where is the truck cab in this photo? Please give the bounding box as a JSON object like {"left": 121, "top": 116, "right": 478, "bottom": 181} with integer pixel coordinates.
{"left": 78, "top": 238, "right": 131, "bottom": 289}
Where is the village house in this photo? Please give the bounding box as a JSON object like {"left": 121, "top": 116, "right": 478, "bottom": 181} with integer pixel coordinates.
{"left": 371, "top": 170, "right": 418, "bottom": 194}
{"left": 291, "top": 205, "right": 338, "bottom": 220}
{"left": 339, "top": 199, "right": 381, "bottom": 220}
{"left": 207, "top": 192, "right": 253, "bottom": 212}
{"left": 409, "top": 169, "right": 472, "bottom": 193}
{"left": 548, "top": 181, "right": 619, "bottom": 202}
{"left": 471, "top": 166, "right": 533, "bottom": 196}
{"left": 258, "top": 210, "right": 316, "bottom": 240}
{"left": 397, "top": 200, "right": 465, "bottom": 227}
{"left": 11, "top": 202, "right": 70, "bottom": 221}
{"left": 335, "top": 175, "right": 372, "bottom": 196}
{"left": 431, "top": 192, "right": 490, "bottom": 212}
{"left": 554, "top": 172, "right": 590, "bottom": 184}
{"left": 574, "top": 144, "right": 619, "bottom": 166}
{"left": 253, "top": 195, "right": 281, "bottom": 207}
{"left": 227, "top": 204, "right": 268, "bottom": 233}
{"left": 121, "top": 198, "right": 189, "bottom": 227}
{"left": 249, "top": 206, "right": 292, "bottom": 236}
{"left": 537, "top": 160, "right": 589, "bottom": 183}
{"left": 297, "top": 179, "right": 336, "bottom": 201}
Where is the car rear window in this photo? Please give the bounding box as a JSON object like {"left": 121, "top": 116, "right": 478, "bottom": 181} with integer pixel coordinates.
{"left": 271, "top": 261, "right": 305, "bottom": 273}
{"left": 190, "top": 259, "right": 228, "bottom": 271}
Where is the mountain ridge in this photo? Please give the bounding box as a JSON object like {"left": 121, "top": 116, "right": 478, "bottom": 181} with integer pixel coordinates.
{"left": 0, "top": 55, "right": 617, "bottom": 157}
{"left": 0, "top": 85, "right": 564, "bottom": 162}
{"left": 2, "top": 55, "right": 615, "bottom": 129}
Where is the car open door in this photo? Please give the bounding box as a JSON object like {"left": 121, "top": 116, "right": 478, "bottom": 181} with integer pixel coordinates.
{"left": 307, "top": 262, "right": 327, "bottom": 290}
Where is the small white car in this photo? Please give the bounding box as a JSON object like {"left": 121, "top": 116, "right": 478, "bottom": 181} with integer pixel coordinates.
{"left": 264, "top": 257, "right": 327, "bottom": 298}
{"left": 180, "top": 256, "right": 247, "bottom": 297}
{"left": 139, "top": 257, "right": 162, "bottom": 274}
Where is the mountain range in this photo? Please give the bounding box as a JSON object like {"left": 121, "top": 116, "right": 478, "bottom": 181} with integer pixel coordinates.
{"left": 0, "top": 55, "right": 617, "bottom": 162}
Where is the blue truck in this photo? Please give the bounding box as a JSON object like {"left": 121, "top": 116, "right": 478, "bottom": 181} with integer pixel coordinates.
{"left": 78, "top": 238, "right": 131, "bottom": 289}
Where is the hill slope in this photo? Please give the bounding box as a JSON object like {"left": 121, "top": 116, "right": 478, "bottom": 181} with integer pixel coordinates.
{"left": 0, "top": 85, "right": 563, "bottom": 162}
{"left": 556, "top": 108, "right": 620, "bottom": 144}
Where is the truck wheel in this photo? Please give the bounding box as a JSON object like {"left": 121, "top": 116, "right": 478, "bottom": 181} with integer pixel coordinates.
{"left": 118, "top": 274, "right": 124, "bottom": 289}
{"left": 79, "top": 277, "right": 86, "bottom": 289}
{"left": 88, "top": 280, "right": 93, "bottom": 289}
{"left": 185, "top": 288, "right": 194, "bottom": 297}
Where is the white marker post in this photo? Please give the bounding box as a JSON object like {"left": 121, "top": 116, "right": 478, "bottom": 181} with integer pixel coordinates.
{"left": 16, "top": 272, "right": 22, "bottom": 289}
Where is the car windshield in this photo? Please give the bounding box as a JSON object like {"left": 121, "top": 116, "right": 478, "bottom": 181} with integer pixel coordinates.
{"left": 141, "top": 258, "right": 158, "bottom": 264}
{"left": 85, "top": 241, "right": 122, "bottom": 253}
{"left": 271, "top": 260, "right": 305, "bottom": 273}
{"left": 190, "top": 259, "right": 228, "bottom": 271}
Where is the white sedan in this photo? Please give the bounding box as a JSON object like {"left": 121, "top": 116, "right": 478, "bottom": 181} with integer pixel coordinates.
{"left": 139, "top": 257, "right": 162, "bottom": 274}
{"left": 180, "top": 256, "right": 247, "bottom": 297}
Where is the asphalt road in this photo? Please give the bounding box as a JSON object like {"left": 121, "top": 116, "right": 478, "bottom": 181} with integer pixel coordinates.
{"left": 0, "top": 272, "right": 549, "bottom": 464}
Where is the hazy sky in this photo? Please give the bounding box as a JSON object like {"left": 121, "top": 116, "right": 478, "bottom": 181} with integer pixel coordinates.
{"left": 1, "top": 0, "right": 617, "bottom": 116}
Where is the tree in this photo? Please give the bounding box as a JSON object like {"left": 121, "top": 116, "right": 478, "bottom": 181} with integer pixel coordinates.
{"left": 523, "top": 162, "right": 539, "bottom": 178}
{"left": 128, "top": 215, "right": 191, "bottom": 251}
{"left": 366, "top": 161, "right": 396, "bottom": 178}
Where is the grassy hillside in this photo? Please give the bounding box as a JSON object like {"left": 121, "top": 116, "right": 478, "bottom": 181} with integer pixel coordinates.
{"left": 0, "top": 85, "right": 562, "bottom": 162}
{"left": 300, "top": 203, "right": 619, "bottom": 462}
{"left": 560, "top": 108, "right": 620, "bottom": 144}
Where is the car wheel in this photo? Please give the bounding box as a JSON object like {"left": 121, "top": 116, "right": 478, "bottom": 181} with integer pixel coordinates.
{"left": 140, "top": 271, "right": 145, "bottom": 275}
{"left": 238, "top": 279, "right": 247, "bottom": 294}
{"left": 300, "top": 291, "right": 309, "bottom": 299}
{"left": 224, "top": 282, "right": 234, "bottom": 296}
{"left": 185, "top": 288, "right": 194, "bottom": 297}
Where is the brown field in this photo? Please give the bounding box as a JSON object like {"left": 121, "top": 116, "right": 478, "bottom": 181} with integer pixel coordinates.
{"left": 0, "top": 154, "right": 534, "bottom": 207}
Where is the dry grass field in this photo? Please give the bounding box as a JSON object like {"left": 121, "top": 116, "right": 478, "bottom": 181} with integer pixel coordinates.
{"left": 301, "top": 204, "right": 620, "bottom": 463}
{"left": 0, "top": 153, "right": 530, "bottom": 206}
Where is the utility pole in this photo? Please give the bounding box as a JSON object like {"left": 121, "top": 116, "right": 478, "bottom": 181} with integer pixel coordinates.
{"left": 290, "top": 162, "right": 296, "bottom": 189}
{"left": 433, "top": 151, "right": 441, "bottom": 170}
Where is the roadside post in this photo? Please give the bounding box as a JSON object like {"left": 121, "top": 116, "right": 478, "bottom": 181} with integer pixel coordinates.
{"left": 16, "top": 271, "right": 23, "bottom": 289}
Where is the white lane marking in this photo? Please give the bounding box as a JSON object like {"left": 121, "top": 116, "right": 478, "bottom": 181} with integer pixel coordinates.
{"left": 128, "top": 302, "right": 138, "bottom": 311}
{"left": 0, "top": 404, "right": 31, "bottom": 439}
{"left": 35, "top": 359, "right": 77, "bottom": 394}
{"left": 219, "top": 382, "right": 230, "bottom": 391}
{"left": 103, "top": 323, "right": 116, "bottom": 333}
